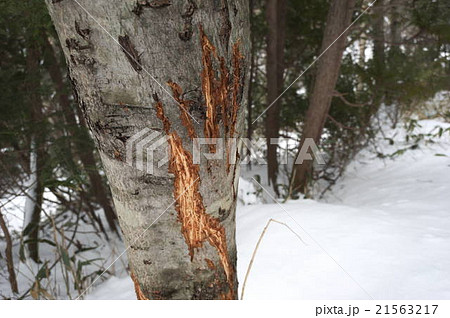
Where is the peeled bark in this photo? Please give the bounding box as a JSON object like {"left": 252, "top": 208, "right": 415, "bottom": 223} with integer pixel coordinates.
{"left": 46, "top": 0, "right": 249, "bottom": 299}
{"left": 291, "top": 0, "right": 355, "bottom": 194}
{"left": 265, "top": 0, "right": 286, "bottom": 195}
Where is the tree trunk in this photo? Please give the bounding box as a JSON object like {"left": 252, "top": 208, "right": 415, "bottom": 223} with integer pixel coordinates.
{"left": 246, "top": 0, "right": 256, "bottom": 170}
{"left": 42, "top": 35, "right": 119, "bottom": 235}
{"left": 291, "top": 0, "right": 355, "bottom": 194}
{"left": 46, "top": 0, "right": 249, "bottom": 299}
{"left": 389, "top": 0, "right": 402, "bottom": 46}
{"left": 265, "top": 0, "right": 286, "bottom": 195}
{"left": 23, "top": 44, "right": 45, "bottom": 263}
{"left": 373, "top": 0, "right": 385, "bottom": 107}
{"left": 0, "top": 208, "right": 19, "bottom": 294}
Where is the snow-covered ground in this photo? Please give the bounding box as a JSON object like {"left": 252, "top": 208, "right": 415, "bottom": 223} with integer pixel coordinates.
{"left": 1, "top": 118, "right": 449, "bottom": 299}
{"left": 238, "top": 119, "right": 450, "bottom": 299}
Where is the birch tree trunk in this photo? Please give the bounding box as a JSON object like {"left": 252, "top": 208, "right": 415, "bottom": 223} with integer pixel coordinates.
{"left": 291, "top": 0, "right": 355, "bottom": 194}
{"left": 46, "top": 0, "right": 249, "bottom": 299}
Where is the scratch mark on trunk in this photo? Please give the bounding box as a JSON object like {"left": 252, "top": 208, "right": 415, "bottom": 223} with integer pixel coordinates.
{"left": 200, "top": 26, "right": 221, "bottom": 153}
{"left": 199, "top": 26, "right": 244, "bottom": 170}
{"left": 153, "top": 93, "right": 235, "bottom": 299}
{"left": 167, "top": 80, "right": 197, "bottom": 139}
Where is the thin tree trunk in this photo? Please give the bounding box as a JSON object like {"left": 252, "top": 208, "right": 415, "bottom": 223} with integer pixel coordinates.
{"left": 23, "top": 44, "right": 45, "bottom": 263}
{"left": 42, "top": 35, "right": 119, "bottom": 235}
{"left": 357, "top": 36, "right": 366, "bottom": 93}
{"left": 265, "top": 0, "right": 286, "bottom": 195}
{"left": 291, "top": 0, "right": 356, "bottom": 194}
{"left": 390, "top": 0, "right": 402, "bottom": 46}
{"left": 246, "top": 0, "right": 256, "bottom": 170}
{"left": 385, "top": 0, "right": 402, "bottom": 112}
{"left": 46, "top": 0, "right": 249, "bottom": 299}
{"left": 0, "top": 208, "right": 19, "bottom": 294}
{"left": 373, "top": 0, "right": 385, "bottom": 107}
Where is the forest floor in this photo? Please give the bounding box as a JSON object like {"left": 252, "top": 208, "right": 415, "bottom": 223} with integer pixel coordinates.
{"left": 1, "top": 118, "right": 449, "bottom": 299}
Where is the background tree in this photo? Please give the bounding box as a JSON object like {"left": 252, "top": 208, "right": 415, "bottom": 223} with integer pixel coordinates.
{"left": 291, "top": 0, "right": 356, "bottom": 194}
{"left": 265, "top": 0, "right": 286, "bottom": 195}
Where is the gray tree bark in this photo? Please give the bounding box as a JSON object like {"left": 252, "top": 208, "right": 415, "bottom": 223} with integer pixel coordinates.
{"left": 42, "top": 34, "right": 119, "bottom": 236}
{"left": 46, "top": 0, "right": 250, "bottom": 299}
{"left": 291, "top": 0, "right": 355, "bottom": 194}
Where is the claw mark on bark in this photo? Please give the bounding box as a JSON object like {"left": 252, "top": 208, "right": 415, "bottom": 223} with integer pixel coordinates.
{"left": 167, "top": 80, "right": 197, "bottom": 139}
{"left": 205, "top": 258, "right": 216, "bottom": 270}
{"left": 199, "top": 26, "right": 222, "bottom": 153}
{"left": 153, "top": 93, "right": 235, "bottom": 299}
{"left": 199, "top": 25, "right": 244, "bottom": 169}
{"left": 118, "top": 35, "right": 142, "bottom": 72}
{"left": 132, "top": 0, "right": 172, "bottom": 16}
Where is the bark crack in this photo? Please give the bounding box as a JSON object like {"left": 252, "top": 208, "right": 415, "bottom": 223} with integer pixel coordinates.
{"left": 178, "top": 0, "right": 196, "bottom": 41}
{"left": 132, "top": 0, "right": 172, "bottom": 16}
{"left": 118, "top": 35, "right": 142, "bottom": 72}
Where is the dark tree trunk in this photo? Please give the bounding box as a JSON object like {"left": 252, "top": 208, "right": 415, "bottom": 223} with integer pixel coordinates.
{"left": 390, "top": 0, "right": 402, "bottom": 46}
{"left": 246, "top": 0, "right": 256, "bottom": 170}
{"left": 373, "top": 0, "right": 385, "bottom": 107}
{"left": 46, "top": 0, "right": 250, "bottom": 299}
{"left": 265, "top": 0, "right": 286, "bottom": 195}
{"left": 291, "top": 0, "right": 356, "bottom": 194}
